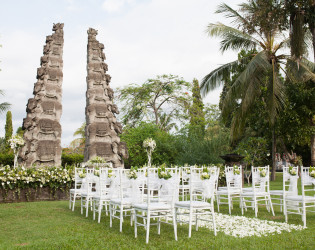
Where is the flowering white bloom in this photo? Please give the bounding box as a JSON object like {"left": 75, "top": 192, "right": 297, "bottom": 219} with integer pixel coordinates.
{"left": 143, "top": 138, "right": 156, "bottom": 150}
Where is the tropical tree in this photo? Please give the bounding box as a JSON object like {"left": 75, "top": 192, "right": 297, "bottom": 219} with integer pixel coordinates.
{"left": 200, "top": 1, "right": 315, "bottom": 180}
{"left": 284, "top": 0, "right": 315, "bottom": 165}
{"left": 189, "top": 79, "right": 205, "bottom": 138}
{"left": 116, "top": 74, "right": 191, "bottom": 129}
{"left": 69, "top": 122, "right": 85, "bottom": 154}
{"left": 4, "top": 111, "right": 13, "bottom": 152}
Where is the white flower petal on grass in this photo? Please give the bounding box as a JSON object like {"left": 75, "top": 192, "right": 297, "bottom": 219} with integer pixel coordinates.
{"left": 179, "top": 212, "right": 304, "bottom": 238}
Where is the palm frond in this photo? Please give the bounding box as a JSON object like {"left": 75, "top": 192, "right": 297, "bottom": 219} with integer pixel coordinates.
{"left": 0, "top": 102, "right": 11, "bottom": 113}
{"left": 221, "top": 51, "right": 271, "bottom": 116}
{"left": 216, "top": 3, "right": 265, "bottom": 42}
{"left": 206, "top": 23, "right": 260, "bottom": 52}
{"left": 200, "top": 59, "right": 241, "bottom": 96}
{"left": 287, "top": 57, "right": 315, "bottom": 83}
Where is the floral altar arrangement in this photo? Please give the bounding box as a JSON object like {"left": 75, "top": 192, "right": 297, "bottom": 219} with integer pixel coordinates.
{"left": 143, "top": 138, "right": 156, "bottom": 167}
{"left": 9, "top": 135, "right": 25, "bottom": 168}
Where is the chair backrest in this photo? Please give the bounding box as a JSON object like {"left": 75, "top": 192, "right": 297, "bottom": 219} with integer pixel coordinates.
{"left": 225, "top": 166, "right": 242, "bottom": 189}
{"left": 301, "top": 166, "right": 315, "bottom": 198}
{"left": 190, "top": 166, "right": 218, "bottom": 200}
{"left": 94, "top": 168, "right": 110, "bottom": 198}
{"left": 146, "top": 167, "right": 180, "bottom": 206}
{"left": 252, "top": 166, "right": 270, "bottom": 193}
{"left": 283, "top": 166, "right": 299, "bottom": 195}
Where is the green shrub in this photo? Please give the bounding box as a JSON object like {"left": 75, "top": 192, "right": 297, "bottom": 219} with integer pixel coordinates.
{"left": 61, "top": 153, "right": 84, "bottom": 166}
{"left": 0, "top": 153, "right": 14, "bottom": 166}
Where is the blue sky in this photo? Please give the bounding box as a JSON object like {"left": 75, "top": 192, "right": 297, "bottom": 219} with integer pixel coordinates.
{"left": 0, "top": 0, "right": 239, "bottom": 146}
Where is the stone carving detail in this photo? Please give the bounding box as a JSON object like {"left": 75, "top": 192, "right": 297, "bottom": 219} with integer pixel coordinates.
{"left": 84, "top": 28, "right": 128, "bottom": 168}
{"left": 19, "top": 23, "right": 64, "bottom": 167}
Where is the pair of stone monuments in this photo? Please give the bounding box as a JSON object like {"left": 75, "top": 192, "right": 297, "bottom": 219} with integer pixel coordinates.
{"left": 19, "top": 23, "right": 128, "bottom": 168}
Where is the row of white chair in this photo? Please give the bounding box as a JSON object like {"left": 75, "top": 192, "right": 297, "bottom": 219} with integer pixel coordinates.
{"left": 216, "top": 165, "right": 315, "bottom": 227}
{"left": 69, "top": 166, "right": 220, "bottom": 243}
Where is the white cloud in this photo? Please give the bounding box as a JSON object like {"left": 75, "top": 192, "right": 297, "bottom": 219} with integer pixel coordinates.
{"left": 102, "top": 0, "right": 130, "bottom": 12}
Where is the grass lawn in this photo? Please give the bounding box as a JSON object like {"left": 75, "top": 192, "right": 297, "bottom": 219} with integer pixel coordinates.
{"left": 0, "top": 173, "right": 314, "bottom": 249}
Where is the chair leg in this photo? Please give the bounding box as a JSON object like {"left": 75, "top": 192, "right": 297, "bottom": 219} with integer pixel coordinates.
{"left": 157, "top": 213, "right": 161, "bottom": 235}
{"left": 228, "top": 194, "right": 231, "bottom": 215}
{"left": 211, "top": 200, "right": 217, "bottom": 236}
{"left": 302, "top": 202, "right": 306, "bottom": 228}
{"left": 269, "top": 195, "right": 275, "bottom": 216}
{"left": 146, "top": 211, "right": 151, "bottom": 244}
{"left": 120, "top": 206, "right": 123, "bottom": 232}
{"left": 173, "top": 208, "right": 178, "bottom": 241}
{"left": 216, "top": 194, "right": 220, "bottom": 212}
{"left": 284, "top": 199, "right": 288, "bottom": 223}
{"left": 86, "top": 198, "right": 89, "bottom": 217}
{"left": 81, "top": 197, "right": 83, "bottom": 215}
{"left": 98, "top": 202, "right": 102, "bottom": 223}
{"left": 109, "top": 204, "right": 113, "bottom": 228}
{"left": 93, "top": 200, "right": 96, "bottom": 220}
{"left": 188, "top": 209, "right": 193, "bottom": 238}
{"left": 134, "top": 209, "right": 138, "bottom": 238}
{"left": 72, "top": 194, "right": 76, "bottom": 211}
{"left": 254, "top": 197, "right": 258, "bottom": 217}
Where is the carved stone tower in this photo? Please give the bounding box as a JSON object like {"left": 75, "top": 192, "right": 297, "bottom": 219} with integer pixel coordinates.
{"left": 84, "top": 28, "right": 128, "bottom": 168}
{"left": 19, "top": 23, "right": 64, "bottom": 167}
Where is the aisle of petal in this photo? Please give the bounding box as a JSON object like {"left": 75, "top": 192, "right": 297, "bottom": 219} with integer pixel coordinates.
{"left": 179, "top": 213, "right": 304, "bottom": 238}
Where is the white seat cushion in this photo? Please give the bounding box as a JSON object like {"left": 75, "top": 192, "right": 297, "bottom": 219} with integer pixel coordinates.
{"left": 93, "top": 195, "right": 111, "bottom": 201}
{"left": 175, "top": 200, "right": 211, "bottom": 208}
{"left": 217, "top": 188, "right": 241, "bottom": 195}
{"left": 241, "top": 191, "right": 269, "bottom": 197}
{"left": 110, "top": 198, "right": 133, "bottom": 205}
{"left": 133, "top": 202, "right": 172, "bottom": 211}
{"left": 286, "top": 195, "right": 315, "bottom": 202}
{"left": 70, "top": 189, "right": 82, "bottom": 194}
{"left": 270, "top": 190, "right": 283, "bottom": 196}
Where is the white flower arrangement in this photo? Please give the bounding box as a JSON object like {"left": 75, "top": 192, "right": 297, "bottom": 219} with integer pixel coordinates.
{"left": 9, "top": 135, "right": 25, "bottom": 150}
{"left": 127, "top": 167, "right": 138, "bottom": 180}
{"left": 8, "top": 135, "right": 25, "bottom": 168}
{"left": 158, "top": 165, "right": 172, "bottom": 180}
{"left": 258, "top": 167, "right": 267, "bottom": 177}
{"left": 0, "top": 165, "right": 74, "bottom": 190}
{"left": 143, "top": 138, "right": 156, "bottom": 150}
{"left": 143, "top": 138, "right": 156, "bottom": 167}
{"left": 289, "top": 166, "right": 297, "bottom": 176}
{"left": 309, "top": 166, "right": 315, "bottom": 178}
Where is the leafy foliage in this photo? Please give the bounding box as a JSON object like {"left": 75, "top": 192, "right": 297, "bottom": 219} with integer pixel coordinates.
{"left": 120, "top": 122, "right": 177, "bottom": 167}
{"left": 116, "top": 74, "right": 191, "bottom": 129}
{"left": 61, "top": 153, "right": 84, "bottom": 166}
{"left": 0, "top": 153, "right": 14, "bottom": 166}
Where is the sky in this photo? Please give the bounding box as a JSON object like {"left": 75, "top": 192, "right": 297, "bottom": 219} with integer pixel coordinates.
{"left": 0, "top": 0, "right": 240, "bottom": 146}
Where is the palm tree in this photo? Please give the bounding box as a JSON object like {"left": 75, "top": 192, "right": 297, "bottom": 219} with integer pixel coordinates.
{"left": 0, "top": 89, "right": 11, "bottom": 114}
{"left": 200, "top": 1, "right": 315, "bottom": 180}
{"left": 69, "top": 122, "right": 86, "bottom": 150}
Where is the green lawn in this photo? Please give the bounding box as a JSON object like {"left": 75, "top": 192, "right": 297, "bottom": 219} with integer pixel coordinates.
{"left": 0, "top": 174, "right": 314, "bottom": 249}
